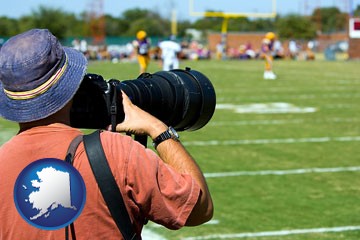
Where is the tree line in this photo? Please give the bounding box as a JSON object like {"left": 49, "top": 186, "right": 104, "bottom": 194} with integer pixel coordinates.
{"left": 1, "top": 5, "right": 359, "bottom": 41}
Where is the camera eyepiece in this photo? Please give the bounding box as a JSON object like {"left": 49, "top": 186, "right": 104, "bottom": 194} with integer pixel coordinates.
{"left": 70, "top": 68, "right": 216, "bottom": 132}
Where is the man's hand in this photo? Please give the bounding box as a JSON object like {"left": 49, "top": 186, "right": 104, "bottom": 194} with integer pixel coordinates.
{"left": 113, "top": 91, "right": 167, "bottom": 139}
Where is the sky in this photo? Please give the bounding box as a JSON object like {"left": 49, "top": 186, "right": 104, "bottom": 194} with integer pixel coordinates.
{"left": 0, "top": 0, "right": 359, "bottom": 22}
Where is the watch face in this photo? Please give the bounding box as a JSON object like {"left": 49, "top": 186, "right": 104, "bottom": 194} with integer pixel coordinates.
{"left": 169, "top": 126, "right": 179, "bottom": 138}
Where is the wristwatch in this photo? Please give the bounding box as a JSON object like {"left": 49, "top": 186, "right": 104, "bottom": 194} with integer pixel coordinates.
{"left": 152, "top": 126, "right": 179, "bottom": 148}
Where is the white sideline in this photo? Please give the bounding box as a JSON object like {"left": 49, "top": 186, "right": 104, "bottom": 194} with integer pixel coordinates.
{"left": 204, "top": 166, "right": 360, "bottom": 178}
{"left": 208, "top": 117, "right": 360, "bottom": 126}
{"left": 182, "top": 136, "right": 360, "bottom": 146}
{"left": 142, "top": 227, "right": 167, "bottom": 240}
{"left": 217, "top": 93, "right": 360, "bottom": 101}
{"left": 181, "top": 226, "right": 360, "bottom": 240}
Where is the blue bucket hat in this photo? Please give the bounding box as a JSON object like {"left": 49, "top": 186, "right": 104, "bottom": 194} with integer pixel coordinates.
{"left": 0, "top": 29, "right": 87, "bottom": 122}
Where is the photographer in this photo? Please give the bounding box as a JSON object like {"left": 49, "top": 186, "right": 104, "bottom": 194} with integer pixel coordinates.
{"left": 0, "top": 29, "right": 213, "bottom": 239}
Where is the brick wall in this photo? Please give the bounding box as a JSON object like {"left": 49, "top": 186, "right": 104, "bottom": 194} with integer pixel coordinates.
{"left": 208, "top": 32, "right": 265, "bottom": 53}
{"left": 349, "top": 38, "right": 360, "bottom": 59}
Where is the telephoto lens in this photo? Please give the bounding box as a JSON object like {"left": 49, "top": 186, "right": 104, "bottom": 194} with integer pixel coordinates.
{"left": 70, "top": 67, "right": 216, "bottom": 131}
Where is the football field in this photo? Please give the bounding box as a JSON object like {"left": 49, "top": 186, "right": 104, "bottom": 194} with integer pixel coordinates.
{"left": 1, "top": 58, "right": 360, "bottom": 239}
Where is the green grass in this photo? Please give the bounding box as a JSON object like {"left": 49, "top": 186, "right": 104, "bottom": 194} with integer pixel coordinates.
{"left": 2, "top": 58, "right": 360, "bottom": 239}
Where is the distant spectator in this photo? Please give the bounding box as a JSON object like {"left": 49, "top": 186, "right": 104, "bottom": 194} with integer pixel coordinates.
{"left": 239, "top": 42, "right": 256, "bottom": 60}
{"left": 273, "top": 40, "right": 285, "bottom": 59}
{"left": 305, "top": 41, "right": 315, "bottom": 60}
{"left": 288, "top": 40, "right": 299, "bottom": 60}
{"left": 80, "top": 39, "right": 88, "bottom": 55}
{"left": 72, "top": 38, "right": 80, "bottom": 51}
{"left": 216, "top": 41, "right": 225, "bottom": 60}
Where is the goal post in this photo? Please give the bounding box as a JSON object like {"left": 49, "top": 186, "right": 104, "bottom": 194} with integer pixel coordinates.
{"left": 188, "top": 0, "right": 277, "bottom": 58}
{"left": 189, "top": 0, "right": 277, "bottom": 19}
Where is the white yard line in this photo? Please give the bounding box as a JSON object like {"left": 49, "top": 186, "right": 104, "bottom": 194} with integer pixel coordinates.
{"left": 142, "top": 227, "right": 167, "bottom": 240}
{"left": 182, "top": 136, "right": 360, "bottom": 147}
{"left": 208, "top": 117, "right": 360, "bottom": 126}
{"left": 216, "top": 93, "right": 360, "bottom": 101}
{"left": 204, "top": 166, "right": 360, "bottom": 178}
{"left": 182, "top": 226, "right": 360, "bottom": 240}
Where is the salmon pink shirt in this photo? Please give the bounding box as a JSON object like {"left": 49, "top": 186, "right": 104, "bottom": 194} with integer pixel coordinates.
{"left": 0, "top": 123, "right": 200, "bottom": 239}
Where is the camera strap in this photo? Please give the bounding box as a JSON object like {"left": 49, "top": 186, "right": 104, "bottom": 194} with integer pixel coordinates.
{"left": 109, "top": 82, "right": 118, "bottom": 132}
{"left": 83, "top": 130, "right": 137, "bottom": 240}
{"left": 64, "top": 135, "right": 83, "bottom": 240}
{"left": 64, "top": 132, "right": 137, "bottom": 240}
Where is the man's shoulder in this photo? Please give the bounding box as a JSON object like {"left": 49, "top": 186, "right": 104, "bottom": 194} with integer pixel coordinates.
{"left": 98, "top": 131, "right": 137, "bottom": 150}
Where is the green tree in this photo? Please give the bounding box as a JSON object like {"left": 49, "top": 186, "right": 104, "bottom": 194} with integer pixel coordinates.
{"left": 276, "top": 14, "right": 316, "bottom": 39}
{"left": 126, "top": 17, "right": 168, "bottom": 37}
{"left": 65, "top": 13, "right": 86, "bottom": 37}
{"left": 121, "top": 8, "right": 151, "bottom": 23}
{"left": 105, "top": 15, "right": 129, "bottom": 36}
{"left": 30, "top": 6, "right": 76, "bottom": 39}
{"left": 16, "top": 16, "right": 36, "bottom": 34}
{"left": 228, "top": 17, "right": 252, "bottom": 32}
{"left": 119, "top": 8, "right": 170, "bottom": 37}
{"left": 251, "top": 18, "right": 276, "bottom": 32}
{"left": 177, "top": 20, "right": 192, "bottom": 38}
{"left": 311, "top": 7, "right": 348, "bottom": 33}
{"left": 192, "top": 16, "right": 223, "bottom": 31}
{"left": 0, "top": 17, "right": 19, "bottom": 36}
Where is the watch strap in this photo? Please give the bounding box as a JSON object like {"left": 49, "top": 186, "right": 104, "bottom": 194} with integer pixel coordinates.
{"left": 152, "top": 127, "right": 178, "bottom": 148}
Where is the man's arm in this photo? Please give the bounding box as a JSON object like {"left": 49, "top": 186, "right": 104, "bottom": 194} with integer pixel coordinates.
{"left": 114, "top": 91, "right": 214, "bottom": 225}
{"left": 156, "top": 138, "right": 213, "bottom": 225}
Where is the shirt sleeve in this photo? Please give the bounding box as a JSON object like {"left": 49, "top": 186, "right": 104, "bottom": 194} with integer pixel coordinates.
{"left": 128, "top": 142, "right": 200, "bottom": 229}
{"left": 103, "top": 132, "right": 201, "bottom": 230}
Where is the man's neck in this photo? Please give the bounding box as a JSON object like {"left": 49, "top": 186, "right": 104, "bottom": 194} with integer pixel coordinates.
{"left": 18, "top": 119, "right": 69, "bottom": 134}
{"left": 18, "top": 102, "right": 72, "bottom": 133}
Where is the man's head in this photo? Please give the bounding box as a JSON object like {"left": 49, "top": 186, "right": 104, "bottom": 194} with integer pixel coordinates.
{"left": 0, "top": 29, "right": 87, "bottom": 123}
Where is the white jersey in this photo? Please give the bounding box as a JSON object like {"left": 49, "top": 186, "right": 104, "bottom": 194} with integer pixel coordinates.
{"left": 159, "top": 40, "right": 181, "bottom": 71}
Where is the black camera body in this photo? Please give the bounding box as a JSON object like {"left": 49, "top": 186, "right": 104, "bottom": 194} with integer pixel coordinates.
{"left": 70, "top": 68, "right": 216, "bottom": 132}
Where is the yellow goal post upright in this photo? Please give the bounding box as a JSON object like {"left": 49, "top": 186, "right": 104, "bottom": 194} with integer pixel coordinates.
{"left": 189, "top": 0, "right": 277, "bottom": 58}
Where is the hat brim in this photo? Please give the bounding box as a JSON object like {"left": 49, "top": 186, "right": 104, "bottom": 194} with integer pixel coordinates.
{"left": 0, "top": 47, "right": 87, "bottom": 123}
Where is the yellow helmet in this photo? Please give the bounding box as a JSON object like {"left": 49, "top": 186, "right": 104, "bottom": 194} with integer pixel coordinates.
{"left": 265, "top": 32, "right": 276, "bottom": 40}
{"left": 136, "top": 30, "right": 147, "bottom": 40}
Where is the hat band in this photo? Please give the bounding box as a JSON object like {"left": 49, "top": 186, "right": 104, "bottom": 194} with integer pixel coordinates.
{"left": 4, "top": 53, "right": 68, "bottom": 100}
